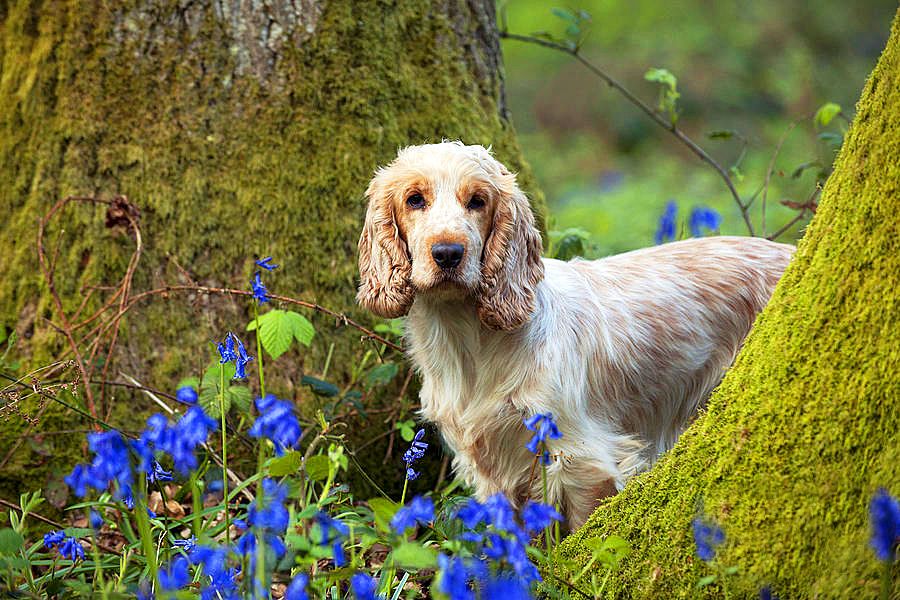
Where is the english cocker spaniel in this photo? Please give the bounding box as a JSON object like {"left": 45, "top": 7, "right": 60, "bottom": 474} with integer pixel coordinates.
{"left": 357, "top": 141, "right": 793, "bottom": 528}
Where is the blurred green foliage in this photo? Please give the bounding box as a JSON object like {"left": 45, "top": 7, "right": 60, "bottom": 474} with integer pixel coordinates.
{"left": 500, "top": 0, "right": 894, "bottom": 255}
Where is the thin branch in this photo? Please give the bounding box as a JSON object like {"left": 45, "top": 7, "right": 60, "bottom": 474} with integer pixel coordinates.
{"left": 500, "top": 31, "right": 756, "bottom": 236}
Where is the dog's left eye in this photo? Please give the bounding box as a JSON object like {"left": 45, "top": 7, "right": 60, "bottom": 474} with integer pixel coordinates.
{"left": 467, "top": 195, "right": 486, "bottom": 210}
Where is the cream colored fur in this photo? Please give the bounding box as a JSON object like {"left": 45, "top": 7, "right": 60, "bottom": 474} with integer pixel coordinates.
{"left": 358, "top": 141, "right": 794, "bottom": 528}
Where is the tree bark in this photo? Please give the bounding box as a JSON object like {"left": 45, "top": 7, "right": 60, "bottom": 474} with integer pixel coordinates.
{"left": 553, "top": 8, "right": 900, "bottom": 597}
{"left": 0, "top": 1, "right": 543, "bottom": 501}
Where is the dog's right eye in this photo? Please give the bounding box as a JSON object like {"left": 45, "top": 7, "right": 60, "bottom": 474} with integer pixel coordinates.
{"left": 406, "top": 193, "right": 426, "bottom": 209}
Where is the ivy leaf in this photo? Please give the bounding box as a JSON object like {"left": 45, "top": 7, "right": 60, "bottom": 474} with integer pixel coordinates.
{"left": 814, "top": 102, "right": 842, "bottom": 127}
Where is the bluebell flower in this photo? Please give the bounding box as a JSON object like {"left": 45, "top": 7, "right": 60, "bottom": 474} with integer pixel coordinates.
{"left": 251, "top": 271, "right": 270, "bottom": 304}
{"left": 391, "top": 495, "right": 435, "bottom": 533}
{"left": 236, "top": 530, "right": 287, "bottom": 560}
{"left": 173, "top": 536, "right": 197, "bottom": 552}
{"left": 538, "top": 450, "right": 552, "bottom": 466}
{"left": 248, "top": 394, "right": 302, "bottom": 455}
{"left": 189, "top": 545, "right": 238, "bottom": 600}
{"left": 351, "top": 572, "right": 377, "bottom": 600}
{"left": 218, "top": 332, "right": 237, "bottom": 364}
{"left": 333, "top": 540, "right": 347, "bottom": 567}
{"left": 314, "top": 510, "right": 350, "bottom": 564}
{"left": 147, "top": 460, "right": 173, "bottom": 484}
{"left": 89, "top": 510, "right": 103, "bottom": 530}
{"left": 159, "top": 556, "right": 191, "bottom": 591}
{"left": 136, "top": 580, "right": 154, "bottom": 600}
{"left": 482, "top": 573, "right": 533, "bottom": 600}
{"left": 86, "top": 430, "right": 134, "bottom": 499}
{"left": 438, "top": 554, "right": 476, "bottom": 600}
{"left": 285, "top": 573, "right": 309, "bottom": 600}
{"left": 166, "top": 407, "right": 218, "bottom": 474}
{"left": 521, "top": 501, "right": 563, "bottom": 534}
{"left": 523, "top": 413, "right": 562, "bottom": 454}
{"left": 688, "top": 206, "right": 722, "bottom": 238}
{"left": 403, "top": 428, "right": 428, "bottom": 481}
{"left": 759, "top": 586, "right": 779, "bottom": 600}
{"left": 256, "top": 256, "right": 279, "bottom": 271}
{"left": 176, "top": 386, "right": 198, "bottom": 404}
{"left": 456, "top": 499, "right": 489, "bottom": 530}
{"left": 692, "top": 517, "right": 725, "bottom": 562}
{"left": 248, "top": 478, "right": 290, "bottom": 534}
{"left": 483, "top": 493, "right": 519, "bottom": 536}
{"left": 870, "top": 488, "right": 900, "bottom": 561}
{"left": 57, "top": 536, "right": 85, "bottom": 561}
{"left": 43, "top": 530, "right": 66, "bottom": 548}
{"left": 233, "top": 333, "right": 253, "bottom": 380}
{"left": 654, "top": 200, "right": 678, "bottom": 245}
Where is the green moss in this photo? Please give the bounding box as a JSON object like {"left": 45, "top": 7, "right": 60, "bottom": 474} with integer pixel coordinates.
{"left": 552, "top": 7, "right": 900, "bottom": 598}
{"left": 0, "top": 1, "right": 545, "bottom": 501}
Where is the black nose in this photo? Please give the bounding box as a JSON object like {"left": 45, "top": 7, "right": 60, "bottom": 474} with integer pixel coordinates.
{"left": 431, "top": 243, "right": 465, "bottom": 269}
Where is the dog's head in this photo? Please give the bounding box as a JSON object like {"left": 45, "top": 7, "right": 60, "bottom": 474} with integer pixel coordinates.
{"left": 357, "top": 142, "right": 544, "bottom": 330}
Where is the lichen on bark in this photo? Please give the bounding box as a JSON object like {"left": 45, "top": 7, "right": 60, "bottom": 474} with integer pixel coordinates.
{"left": 552, "top": 7, "right": 900, "bottom": 598}
{"left": 0, "top": 0, "right": 544, "bottom": 501}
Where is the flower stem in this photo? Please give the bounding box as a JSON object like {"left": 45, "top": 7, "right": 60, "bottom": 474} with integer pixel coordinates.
{"left": 219, "top": 362, "right": 230, "bottom": 545}
{"left": 134, "top": 480, "right": 157, "bottom": 588}
{"left": 252, "top": 302, "right": 267, "bottom": 600}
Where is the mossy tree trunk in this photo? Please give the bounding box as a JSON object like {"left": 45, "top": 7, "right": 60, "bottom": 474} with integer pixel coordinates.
{"left": 0, "top": 1, "right": 543, "bottom": 502}
{"left": 553, "top": 8, "right": 900, "bottom": 598}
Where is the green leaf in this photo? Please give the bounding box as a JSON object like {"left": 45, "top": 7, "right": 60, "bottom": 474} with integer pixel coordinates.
{"left": 199, "top": 387, "right": 229, "bottom": 418}
{"left": 226, "top": 385, "right": 252, "bottom": 414}
{"left": 301, "top": 375, "right": 339, "bottom": 397}
{"left": 366, "top": 362, "right": 398, "bottom": 387}
{"left": 550, "top": 7, "right": 577, "bottom": 22}
{"left": 814, "top": 102, "right": 842, "bottom": 127}
{"left": 305, "top": 455, "right": 330, "bottom": 481}
{"left": 247, "top": 310, "right": 294, "bottom": 359}
{"left": 397, "top": 423, "right": 415, "bottom": 442}
{"left": 696, "top": 574, "right": 718, "bottom": 587}
{"left": 644, "top": 67, "right": 677, "bottom": 89}
{"left": 723, "top": 566, "right": 739, "bottom": 575}
{"left": 0, "top": 528, "right": 24, "bottom": 555}
{"left": 285, "top": 311, "right": 315, "bottom": 347}
{"left": 202, "top": 362, "right": 236, "bottom": 388}
{"left": 368, "top": 497, "right": 400, "bottom": 533}
{"left": 391, "top": 542, "right": 438, "bottom": 570}
{"left": 707, "top": 129, "right": 736, "bottom": 140}
{"left": 269, "top": 451, "right": 304, "bottom": 477}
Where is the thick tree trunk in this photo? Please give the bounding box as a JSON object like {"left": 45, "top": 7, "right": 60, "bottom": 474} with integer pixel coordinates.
{"left": 553, "top": 8, "right": 900, "bottom": 598}
{"left": 0, "top": 1, "right": 543, "bottom": 501}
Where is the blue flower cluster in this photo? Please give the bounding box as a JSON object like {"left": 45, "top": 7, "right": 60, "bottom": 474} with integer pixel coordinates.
{"left": 43, "top": 530, "right": 85, "bottom": 562}
{"left": 315, "top": 511, "right": 350, "bottom": 567}
{"left": 654, "top": 201, "right": 722, "bottom": 244}
{"left": 391, "top": 495, "right": 434, "bottom": 533}
{"left": 443, "top": 493, "right": 562, "bottom": 597}
{"left": 402, "top": 428, "right": 428, "bottom": 480}
{"left": 251, "top": 256, "right": 278, "bottom": 304}
{"left": 870, "top": 487, "right": 900, "bottom": 561}
{"left": 692, "top": 516, "right": 725, "bottom": 562}
{"left": 66, "top": 406, "right": 218, "bottom": 504}
{"left": 248, "top": 394, "right": 302, "bottom": 456}
{"left": 218, "top": 331, "right": 254, "bottom": 380}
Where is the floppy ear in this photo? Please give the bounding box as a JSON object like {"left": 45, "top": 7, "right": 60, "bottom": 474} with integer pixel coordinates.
{"left": 357, "top": 178, "right": 415, "bottom": 318}
{"left": 476, "top": 173, "right": 545, "bottom": 330}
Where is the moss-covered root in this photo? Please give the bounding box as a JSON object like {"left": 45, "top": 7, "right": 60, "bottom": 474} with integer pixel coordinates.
{"left": 553, "top": 7, "right": 900, "bottom": 599}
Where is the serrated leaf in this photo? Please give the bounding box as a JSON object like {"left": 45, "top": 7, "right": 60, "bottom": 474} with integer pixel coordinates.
{"left": 814, "top": 102, "right": 842, "bottom": 127}
{"left": 269, "top": 451, "right": 304, "bottom": 477}
{"left": 202, "top": 362, "right": 236, "bottom": 389}
{"left": 392, "top": 542, "right": 438, "bottom": 570}
{"left": 285, "top": 311, "right": 315, "bottom": 347}
{"left": 248, "top": 310, "right": 294, "bottom": 359}
{"left": 199, "top": 387, "right": 229, "bottom": 419}
{"left": 366, "top": 363, "right": 398, "bottom": 387}
{"left": 301, "top": 375, "right": 339, "bottom": 397}
{"left": 226, "top": 385, "right": 252, "bottom": 414}
{"left": 0, "top": 528, "right": 24, "bottom": 555}
{"left": 305, "top": 455, "right": 330, "bottom": 481}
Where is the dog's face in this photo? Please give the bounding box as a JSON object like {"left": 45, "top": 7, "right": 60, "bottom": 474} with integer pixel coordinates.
{"left": 357, "top": 142, "right": 544, "bottom": 330}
